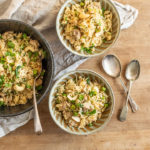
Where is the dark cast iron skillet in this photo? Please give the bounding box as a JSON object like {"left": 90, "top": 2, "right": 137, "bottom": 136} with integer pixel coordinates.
{"left": 0, "top": 19, "right": 54, "bottom": 117}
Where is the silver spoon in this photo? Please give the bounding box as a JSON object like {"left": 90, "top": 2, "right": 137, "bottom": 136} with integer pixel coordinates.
{"left": 119, "top": 60, "right": 140, "bottom": 121}
{"left": 33, "top": 62, "right": 43, "bottom": 134}
{"left": 102, "top": 54, "right": 138, "bottom": 112}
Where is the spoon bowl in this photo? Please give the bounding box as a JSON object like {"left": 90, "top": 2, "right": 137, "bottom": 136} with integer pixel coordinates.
{"left": 125, "top": 60, "right": 140, "bottom": 81}
{"left": 102, "top": 54, "right": 121, "bottom": 78}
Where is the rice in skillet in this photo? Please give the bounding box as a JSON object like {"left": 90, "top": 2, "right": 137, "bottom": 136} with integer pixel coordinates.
{"left": 0, "top": 31, "right": 45, "bottom": 106}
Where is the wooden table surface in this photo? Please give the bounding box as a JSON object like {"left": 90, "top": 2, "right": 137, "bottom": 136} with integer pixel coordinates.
{"left": 1, "top": 0, "right": 150, "bottom": 149}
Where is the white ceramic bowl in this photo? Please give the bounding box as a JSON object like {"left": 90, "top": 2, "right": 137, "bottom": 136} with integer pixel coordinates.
{"left": 56, "top": 0, "right": 120, "bottom": 57}
{"left": 49, "top": 70, "right": 115, "bottom": 135}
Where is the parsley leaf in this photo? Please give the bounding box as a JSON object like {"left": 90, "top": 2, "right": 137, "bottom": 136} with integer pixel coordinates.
{"left": 15, "top": 65, "right": 22, "bottom": 78}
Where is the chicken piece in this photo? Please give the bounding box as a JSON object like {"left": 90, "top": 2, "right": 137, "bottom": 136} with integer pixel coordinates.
{"left": 24, "top": 46, "right": 36, "bottom": 52}
{"left": 19, "top": 95, "right": 27, "bottom": 104}
{"left": 14, "top": 95, "right": 19, "bottom": 103}
{"left": 0, "top": 64, "right": 4, "bottom": 73}
{"left": 79, "top": 12, "right": 90, "bottom": 19}
{"left": 67, "top": 94, "right": 77, "bottom": 101}
{"left": 13, "top": 84, "right": 25, "bottom": 92}
{"left": 72, "top": 29, "right": 81, "bottom": 40}
{"left": 29, "top": 40, "right": 39, "bottom": 48}
{"left": 63, "top": 111, "right": 72, "bottom": 120}
{"left": 36, "top": 79, "right": 42, "bottom": 87}
{"left": 83, "top": 101, "right": 92, "bottom": 110}
{"left": 72, "top": 116, "right": 80, "bottom": 122}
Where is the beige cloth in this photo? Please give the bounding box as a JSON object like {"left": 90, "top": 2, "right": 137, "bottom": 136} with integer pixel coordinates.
{"left": 0, "top": 0, "right": 138, "bottom": 137}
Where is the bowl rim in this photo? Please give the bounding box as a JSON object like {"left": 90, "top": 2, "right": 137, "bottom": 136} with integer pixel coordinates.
{"left": 56, "top": 0, "right": 121, "bottom": 58}
{"left": 0, "top": 19, "right": 55, "bottom": 117}
{"left": 49, "top": 69, "right": 115, "bottom": 135}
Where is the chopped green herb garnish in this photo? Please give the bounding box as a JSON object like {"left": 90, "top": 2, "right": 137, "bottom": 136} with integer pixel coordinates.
{"left": 0, "top": 34, "right": 2, "bottom": 39}
{"left": 0, "top": 57, "right": 5, "bottom": 64}
{"left": 10, "top": 63, "right": 15, "bottom": 66}
{"left": 0, "top": 75, "right": 4, "bottom": 88}
{"left": 32, "top": 54, "right": 38, "bottom": 61}
{"left": 32, "top": 56, "right": 37, "bottom": 62}
{"left": 4, "top": 83, "right": 12, "bottom": 88}
{"left": 71, "top": 104, "right": 76, "bottom": 110}
{"left": 36, "top": 85, "right": 42, "bottom": 91}
{"left": 82, "top": 111, "right": 89, "bottom": 115}
{"left": 79, "top": 94, "right": 84, "bottom": 101}
{"left": 41, "top": 70, "right": 45, "bottom": 76}
{"left": 23, "top": 33, "right": 27, "bottom": 39}
{"left": 86, "top": 49, "right": 92, "bottom": 54}
{"left": 104, "top": 103, "right": 109, "bottom": 108}
{"left": 103, "top": 39, "right": 106, "bottom": 43}
{"left": 70, "top": 100, "right": 75, "bottom": 104}
{"left": 0, "top": 101, "right": 4, "bottom": 106}
{"left": 42, "top": 50, "right": 46, "bottom": 58}
{"left": 102, "top": 96, "right": 105, "bottom": 100}
{"left": 81, "top": 112, "right": 84, "bottom": 115}
{"left": 75, "top": 11, "right": 79, "bottom": 17}
{"left": 5, "top": 51, "right": 15, "bottom": 57}
{"left": 85, "top": 111, "right": 89, "bottom": 115}
{"left": 81, "top": 46, "right": 92, "bottom": 54}
{"left": 76, "top": 103, "right": 83, "bottom": 108}
{"left": 80, "top": 2, "right": 84, "bottom": 6}
{"left": 33, "top": 69, "right": 38, "bottom": 77}
{"left": 65, "top": 17, "right": 68, "bottom": 21}
{"left": 101, "top": 86, "right": 106, "bottom": 91}
{"left": 62, "top": 93, "right": 67, "bottom": 96}
{"left": 95, "top": 28, "right": 100, "bottom": 33}
{"left": 7, "top": 41, "right": 15, "bottom": 48}
{"left": 89, "top": 109, "right": 96, "bottom": 115}
{"left": 88, "top": 123, "right": 93, "bottom": 127}
{"left": 3, "top": 64, "right": 8, "bottom": 69}
{"left": 89, "top": 44, "right": 95, "bottom": 49}
{"left": 86, "top": 77, "right": 90, "bottom": 84}
{"left": 34, "top": 52, "right": 39, "bottom": 57}
{"left": 9, "top": 66, "right": 12, "bottom": 72}
{"left": 28, "top": 51, "right": 32, "bottom": 58}
{"left": 10, "top": 80, "right": 15, "bottom": 83}
{"left": 15, "top": 65, "right": 22, "bottom": 78}
{"left": 102, "top": 7, "right": 105, "bottom": 16}
{"left": 23, "top": 62, "right": 26, "bottom": 66}
{"left": 73, "top": 112, "right": 78, "bottom": 116}
{"left": 26, "top": 84, "right": 31, "bottom": 89}
{"left": 89, "top": 91, "right": 97, "bottom": 97}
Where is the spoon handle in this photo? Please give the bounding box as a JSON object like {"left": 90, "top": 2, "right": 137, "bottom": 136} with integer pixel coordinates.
{"left": 119, "top": 81, "right": 132, "bottom": 121}
{"left": 33, "top": 80, "right": 43, "bottom": 135}
{"left": 119, "top": 77, "right": 138, "bottom": 112}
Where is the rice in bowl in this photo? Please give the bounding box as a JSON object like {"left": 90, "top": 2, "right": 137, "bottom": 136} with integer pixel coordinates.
{"left": 54, "top": 74, "right": 110, "bottom": 128}
{"left": 60, "top": 0, "right": 112, "bottom": 54}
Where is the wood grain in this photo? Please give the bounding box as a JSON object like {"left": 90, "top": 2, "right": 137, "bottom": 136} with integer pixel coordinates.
{"left": 1, "top": 0, "right": 150, "bottom": 149}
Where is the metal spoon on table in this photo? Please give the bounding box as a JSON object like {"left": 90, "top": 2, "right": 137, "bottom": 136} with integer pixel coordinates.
{"left": 33, "top": 63, "right": 43, "bottom": 134}
{"left": 102, "top": 54, "right": 138, "bottom": 112}
{"left": 119, "top": 60, "right": 140, "bottom": 121}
